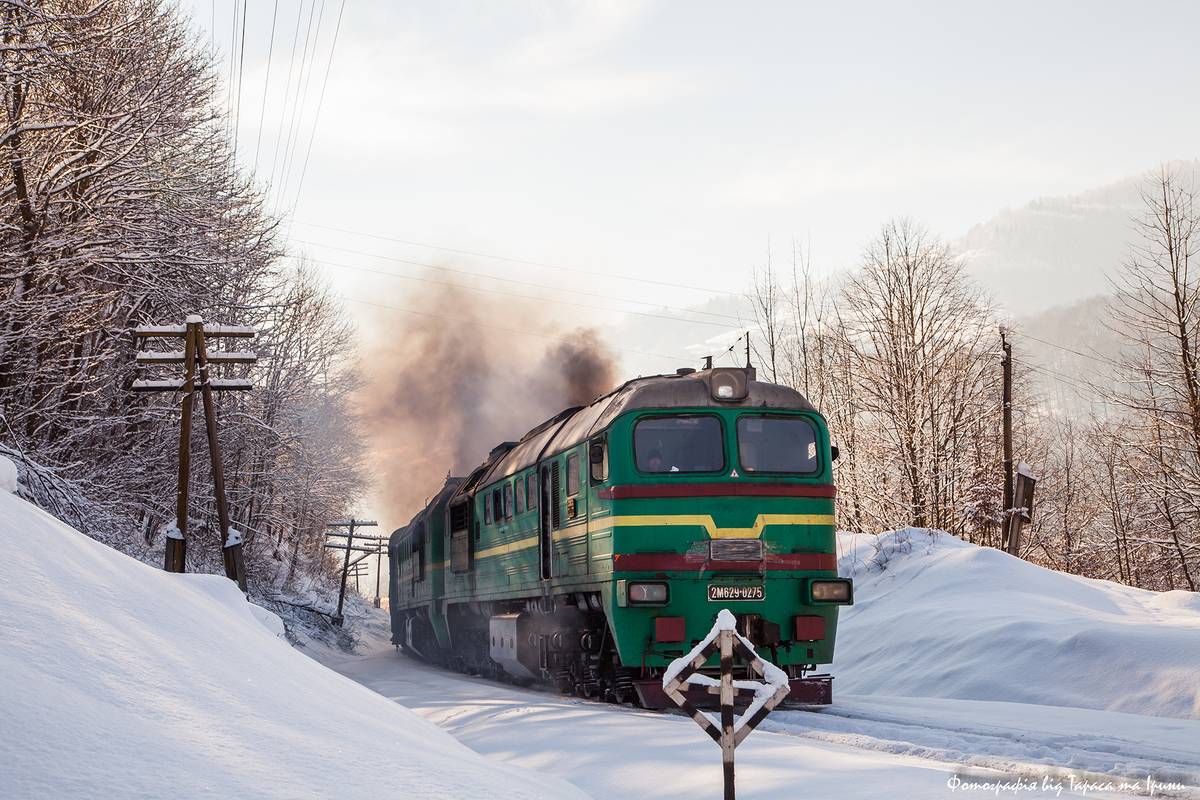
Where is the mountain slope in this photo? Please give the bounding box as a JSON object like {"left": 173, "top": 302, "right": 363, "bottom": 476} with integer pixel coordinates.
{"left": 957, "top": 161, "right": 1200, "bottom": 314}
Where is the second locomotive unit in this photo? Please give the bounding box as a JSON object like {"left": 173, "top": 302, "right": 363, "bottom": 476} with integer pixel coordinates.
{"left": 389, "top": 365, "right": 853, "bottom": 707}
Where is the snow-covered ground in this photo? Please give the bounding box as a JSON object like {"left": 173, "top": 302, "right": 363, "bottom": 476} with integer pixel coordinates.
{"left": 0, "top": 461, "right": 583, "bottom": 800}
{"left": 318, "top": 529, "right": 1200, "bottom": 799}
{"left": 3, "top": 453, "right": 1198, "bottom": 799}
{"left": 834, "top": 530, "right": 1200, "bottom": 719}
{"left": 324, "top": 648, "right": 1200, "bottom": 799}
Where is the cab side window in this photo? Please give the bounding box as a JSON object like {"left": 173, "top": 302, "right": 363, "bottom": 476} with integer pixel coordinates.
{"left": 527, "top": 474, "right": 538, "bottom": 510}
{"left": 504, "top": 483, "right": 513, "bottom": 519}
{"left": 484, "top": 493, "right": 493, "bottom": 524}
{"left": 589, "top": 437, "right": 608, "bottom": 483}
{"left": 567, "top": 453, "right": 580, "bottom": 496}
{"left": 515, "top": 477, "right": 525, "bottom": 514}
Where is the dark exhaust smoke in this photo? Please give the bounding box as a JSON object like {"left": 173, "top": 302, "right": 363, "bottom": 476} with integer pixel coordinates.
{"left": 362, "top": 278, "right": 617, "bottom": 527}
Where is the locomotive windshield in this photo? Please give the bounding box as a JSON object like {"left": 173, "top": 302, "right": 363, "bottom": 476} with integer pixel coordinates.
{"left": 634, "top": 415, "right": 724, "bottom": 473}
{"left": 737, "top": 415, "right": 819, "bottom": 473}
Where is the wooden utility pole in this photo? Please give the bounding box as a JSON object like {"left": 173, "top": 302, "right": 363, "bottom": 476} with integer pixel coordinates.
{"left": 1000, "top": 327, "right": 1014, "bottom": 542}
{"left": 195, "top": 326, "right": 247, "bottom": 592}
{"left": 134, "top": 316, "right": 255, "bottom": 588}
{"left": 168, "top": 322, "right": 198, "bottom": 573}
{"left": 325, "top": 519, "right": 378, "bottom": 625}
{"left": 374, "top": 541, "right": 384, "bottom": 609}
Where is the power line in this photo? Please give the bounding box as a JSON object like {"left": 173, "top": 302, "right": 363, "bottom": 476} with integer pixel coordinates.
{"left": 1024, "top": 363, "right": 1092, "bottom": 394}
{"left": 225, "top": 0, "right": 238, "bottom": 124}
{"left": 278, "top": 0, "right": 326, "bottom": 206}
{"left": 309, "top": 255, "right": 742, "bottom": 331}
{"left": 337, "top": 295, "right": 689, "bottom": 364}
{"left": 286, "top": 0, "right": 346, "bottom": 215}
{"left": 290, "top": 237, "right": 746, "bottom": 324}
{"left": 273, "top": 0, "right": 322, "bottom": 211}
{"left": 290, "top": 219, "right": 732, "bottom": 295}
{"left": 267, "top": 0, "right": 308, "bottom": 206}
{"left": 252, "top": 0, "right": 280, "bottom": 174}
{"left": 1010, "top": 330, "right": 1121, "bottom": 370}
{"left": 231, "top": 0, "right": 248, "bottom": 162}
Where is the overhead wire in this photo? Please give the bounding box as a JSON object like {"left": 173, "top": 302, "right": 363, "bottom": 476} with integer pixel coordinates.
{"left": 231, "top": 0, "right": 248, "bottom": 162}
{"left": 337, "top": 295, "right": 689, "bottom": 364}
{"left": 272, "top": 0, "right": 321, "bottom": 211}
{"left": 308, "top": 255, "right": 743, "bottom": 331}
{"left": 225, "top": 0, "right": 238, "bottom": 124}
{"left": 1009, "top": 330, "right": 1123, "bottom": 370}
{"left": 290, "top": 237, "right": 747, "bottom": 324}
{"left": 252, "top": 0, "right": 281, "bottom": 174}
{"left": 267, "top": 0, "right": 308, "bottom": 208}
{"left": 286, "top": 0, "right": 346, "bottom": 216}
{"left": 278, "top": 0, "right": 326, "bottom": 206}
{"left": 289, "top": 219, "right": 732, "bottom": 295}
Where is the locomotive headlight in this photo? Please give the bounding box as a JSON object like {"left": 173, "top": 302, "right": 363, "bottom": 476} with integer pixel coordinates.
{"left": 708, "top": 368, "right": 749, "bottom": 402}
{"left": 807, "top": 579, "right": 853, "bottom": 604}
{"left": 627, "top": 581, "right": 669, "bottom": 605}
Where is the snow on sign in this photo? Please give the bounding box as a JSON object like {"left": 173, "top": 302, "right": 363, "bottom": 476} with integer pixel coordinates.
{"left": 662, "top": 609, "right": 791, "bottom": 800}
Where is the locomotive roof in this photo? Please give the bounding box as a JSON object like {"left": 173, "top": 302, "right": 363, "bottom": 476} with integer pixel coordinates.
{"left": 461, "top": 367, "right": 815, "bottom": 493}
{"left": 390, "top": 477, "right": 464, "bottom": 545}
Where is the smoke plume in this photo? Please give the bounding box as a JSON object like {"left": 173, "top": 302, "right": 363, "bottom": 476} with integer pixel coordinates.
{"left": 361, "top": 277, "right": 617, "bottom": 529}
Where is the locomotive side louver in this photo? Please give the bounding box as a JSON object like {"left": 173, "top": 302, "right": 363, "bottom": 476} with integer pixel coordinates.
{"left": 551, "top": 462, "right": 561, "bottom": 529}
{"left": 709, "top": 539, "right": 763, "bottom": 562}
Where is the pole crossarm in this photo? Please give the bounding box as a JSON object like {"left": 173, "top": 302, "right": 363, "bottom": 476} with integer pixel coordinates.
{"left": 135, "top": 323, "right": 256, "bottom": 338}
{"left": 324, "top": 544, "right": 383, "bottom": 554}
{"left": 132, "top": 377, "right": 253, "bottom": 392}
{"left": 136, "top": 351, "right": 257, "bottom": 365}
{"left": 327, "top": 520, "right": 378, "bottom": 528}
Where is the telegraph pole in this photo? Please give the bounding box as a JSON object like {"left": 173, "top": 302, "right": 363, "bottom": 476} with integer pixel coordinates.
{"left": 134, "top": 316, "right": 256, "bottom": 586}
{"left": 325, "top": 518, "right": 378, "bottom": 625}
{"left": 374, "top": 541, "right": 384, "bottom": 609}
{"left": 1000, "top": 327, "right": 1014, "bottom": 545}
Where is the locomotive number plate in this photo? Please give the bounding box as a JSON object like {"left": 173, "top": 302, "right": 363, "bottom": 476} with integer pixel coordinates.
{"left": 707, "top": 584, "right": 764, "bottom": 601}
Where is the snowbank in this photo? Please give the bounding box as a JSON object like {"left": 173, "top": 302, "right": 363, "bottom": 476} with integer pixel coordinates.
{"left": 833, "top": 529, "right": 1200, "bottom": 719}
{"left": 0, "top": 454, "right": 18, "bottom": 493}
{"left": 0, "top": 489, "right": 586, "bottom": 799}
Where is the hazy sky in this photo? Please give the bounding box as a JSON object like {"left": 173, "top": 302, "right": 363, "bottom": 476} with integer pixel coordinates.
{"left": 187, "top": 0, "right": 1200, "bottom": 372}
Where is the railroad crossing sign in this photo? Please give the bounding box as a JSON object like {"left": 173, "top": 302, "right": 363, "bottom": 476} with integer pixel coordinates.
{"left": 662, "top": 609, "right": 791, "bottom": 800}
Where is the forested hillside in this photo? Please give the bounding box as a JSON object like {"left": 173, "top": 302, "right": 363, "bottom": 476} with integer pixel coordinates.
{"left": 0, "top": 1, "right": 364, "bottom": 611}
{"left": 748, "top": 167, "right": 1200, "bottom": 593}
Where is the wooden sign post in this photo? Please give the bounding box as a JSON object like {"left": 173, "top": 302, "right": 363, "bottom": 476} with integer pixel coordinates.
{"left": 133, "top": 316, "right": 256, "bottom": 591}
{"left": 1004, "top": 462, "right": 1038, "bottom": 556}
{"left": 663, "top": 610, "right": 791, "bottom": 800}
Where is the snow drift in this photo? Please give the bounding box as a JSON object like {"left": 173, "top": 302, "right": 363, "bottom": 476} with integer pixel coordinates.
{"left": 0, "top": 458, "right": 585, "bottom": 800}
{"left": 833, "top": 529, "right": 1200, "bottom": 719}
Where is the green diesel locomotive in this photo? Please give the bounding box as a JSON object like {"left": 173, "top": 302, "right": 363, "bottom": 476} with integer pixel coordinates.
{"left": 388, "top": 366, "right": 853, "bottom": 707}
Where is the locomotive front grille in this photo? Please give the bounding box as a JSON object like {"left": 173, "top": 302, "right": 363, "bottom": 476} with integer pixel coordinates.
{"left": 709, "top": 539, "right": 763, "bottom": 562}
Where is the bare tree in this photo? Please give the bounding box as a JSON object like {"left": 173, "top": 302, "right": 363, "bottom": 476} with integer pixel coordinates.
{"left": 1104, "top": 165, "right": 1200, "bottom": 590}
{"left": 841, "top": 219, "right": 998, "bottom": 533}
